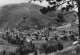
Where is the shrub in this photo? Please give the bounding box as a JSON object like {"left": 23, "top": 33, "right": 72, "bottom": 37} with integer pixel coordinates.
{"left": 45, "top": 45, "right": 57, "bottom": 54}
{"left": 0, "top": 50, "right": 6, "bottom": 55}
{"left": 75, "top": 46, "right": 80, "bottom": 54}
{"left": 56, "top": 13, "right": 64, "bottom": 22}
{"left": 40, "top": 43, "right": 48, "bottom": 53}
{"left": 15, "top": 42, "right": 35, "bottom": 55}
{"left": 57, "top": 42, "right": 63, "bottom": 50}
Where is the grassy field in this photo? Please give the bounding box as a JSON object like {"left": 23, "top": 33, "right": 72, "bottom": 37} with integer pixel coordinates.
{"left": 0, "top": 45, "right": 17, "bottom": 52}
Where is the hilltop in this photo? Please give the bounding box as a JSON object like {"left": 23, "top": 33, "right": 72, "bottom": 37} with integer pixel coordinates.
{"left": 0, "top": 3, "right": 78, "bottom": 31}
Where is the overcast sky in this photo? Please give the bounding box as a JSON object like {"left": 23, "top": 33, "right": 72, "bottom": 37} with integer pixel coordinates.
{"left": 0, "top": 0, "right": 49, "bottom": 7}
{"left": 0, "top": 0, "right": 27, "bottom": 6}
{"left": 0, "top": 0, "right": 78, "bottom": 12}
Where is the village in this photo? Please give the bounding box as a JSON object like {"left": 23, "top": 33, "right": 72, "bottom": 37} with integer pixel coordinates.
{"left": 0, "top": 22, "right": 79, "bottom": 55}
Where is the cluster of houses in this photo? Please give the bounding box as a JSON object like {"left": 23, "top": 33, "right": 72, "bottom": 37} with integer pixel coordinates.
{"left": 0, "top": 26, "right": 79, "bottom": 42}
{"left": 0, "top": 26, "right": 79, "bottom": 55}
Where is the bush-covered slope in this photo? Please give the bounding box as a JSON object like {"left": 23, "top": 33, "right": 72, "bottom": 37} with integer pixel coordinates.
{"left": 0, "top": 3, "right": 78, "bottom": 30}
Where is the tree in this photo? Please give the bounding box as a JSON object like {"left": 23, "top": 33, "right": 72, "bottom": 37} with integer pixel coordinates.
{"left": 39, "top": 0, "right": 78, "bottom": 14}
{"left": 34, "top": 48, "right": 38, "bottom": 55}
{"left": 57, "top": 42, "right": 63, "bottom": 50}
{"left": 45, "top": 45, "right": 57, "bottom": 54}
{"left": 40, "top": 43, "right": 48, "bottom": 53}
{"left": 40, "top": 7, "right": 48, "bottom": 14}
{"left": 75, "top": 46, "right": 80, "bottom": 54}
{"left": 56, "top": 13, "right": 64, "bottom": 22}
{"left": 16, "top": 42, "right": 35, "bottom": 55}
{"left": 45, "top": 37, "right": 48, "bottom": 41}
{"left": 0, "top": 50, "right": 6, "bottom": 55}
{"left": 70, "top": 34, "right": 75, "bottom": 41}
{"left": 56, "top": 0, "right": 62, "bottom": 2}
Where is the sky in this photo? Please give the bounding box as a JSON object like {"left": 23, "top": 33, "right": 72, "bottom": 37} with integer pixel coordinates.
{"left": 0, "top": 0, "right": 28, "bottom": 6}
{"left": 0, "top": 0, "right": 78, "bottom": 12}
{"left": 0, "top": 0, "right": 49, "bottom": 7}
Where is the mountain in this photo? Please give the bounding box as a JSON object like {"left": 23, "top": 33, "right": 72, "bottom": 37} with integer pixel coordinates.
{"left": 0, "top": 3, "right": 78, "bottom": 31}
